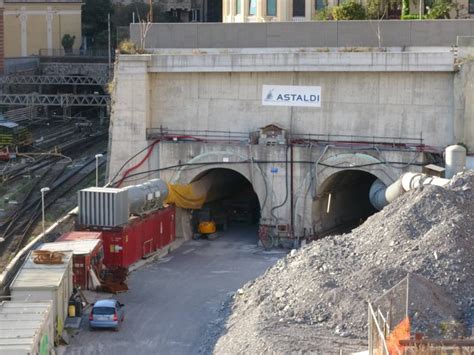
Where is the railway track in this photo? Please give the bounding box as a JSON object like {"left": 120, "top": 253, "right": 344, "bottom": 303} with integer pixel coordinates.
{"left": 0, "top": 152, "right": 107, "bottom": 263}
{"left": 0, "top": 132, "right": 106, "bottom": 184}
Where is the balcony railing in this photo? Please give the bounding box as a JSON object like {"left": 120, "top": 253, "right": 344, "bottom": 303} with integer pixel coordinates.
{"left": 39, "top": 48, "right": 114, "bottom": 59}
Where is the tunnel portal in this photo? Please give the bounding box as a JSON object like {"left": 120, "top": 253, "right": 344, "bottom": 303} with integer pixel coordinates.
{"left": 316, "top": 170, "right": 379, "bottom": 236}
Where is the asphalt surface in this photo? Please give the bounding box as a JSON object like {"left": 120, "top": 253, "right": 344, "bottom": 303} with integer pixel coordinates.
{"left": 64, "top": 225, "right": 286, "bottom": 355}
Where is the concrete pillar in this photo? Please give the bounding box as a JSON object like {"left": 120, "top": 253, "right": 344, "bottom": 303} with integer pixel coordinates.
{"left": 230, "top": 0, "right": 235, "bottom": 20}
{"left": 108, "top": 55, "right": 152, "bottom": 184}
{"left": 256, "top": 0, "right": 264, "bottom": 20}
{"left": 454, "top": 61, "right": 474, "bottom": 152}
{"left": 46, "top": 7, "right": 53, "bottom": 56}
{"left": 223, "top": 0, "right": 228, "bottom": 21}
{"left": 243, "top": 0, "right": 250, "bottom": 21}
{"left": 305, "top": 0, "right": 312, "bottom": 20}
{"left": 19, "top": 7, "right": 27, "bottom": 57}
{"left": 277, "top": 0, "right": 285, "bottom": 20}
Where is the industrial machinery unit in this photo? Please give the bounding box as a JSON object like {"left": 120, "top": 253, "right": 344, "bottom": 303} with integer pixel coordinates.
{"left": 77, "top": 179, "right": 175, "bottom": 269}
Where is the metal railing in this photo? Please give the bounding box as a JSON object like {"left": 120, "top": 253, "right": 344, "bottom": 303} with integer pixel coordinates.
{"left": 147, "top": 127, "right": 426, "bottom": 150}
{"left": 38, "top": 48, "right": 113, "bottom": 59}
{"left": 290, "top": 132, "right": 424, "bottom": 148}
{"left": 368, "top": 303, "right": 390, "bottom": 355}
{"left": 146, "top": 128, "right": 250, "bottom": 143}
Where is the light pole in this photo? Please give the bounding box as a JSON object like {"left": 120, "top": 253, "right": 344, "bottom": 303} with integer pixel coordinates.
{"left": 40, "top": 187, "right": 50, "bottom": 242}
{"left": 95, "top": 154, "right": 103, "bottom": 187}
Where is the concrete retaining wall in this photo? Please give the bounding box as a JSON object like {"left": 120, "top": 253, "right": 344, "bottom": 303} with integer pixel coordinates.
{"left": 149, "top": 71, "right": 454, "bottom": 147}
{"left": 131, "top": 20, "right": 474, "bottom": 48}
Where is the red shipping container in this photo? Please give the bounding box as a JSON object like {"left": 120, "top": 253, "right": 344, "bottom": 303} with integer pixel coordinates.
{"left": 82, "top": 205, "right": 177, "bottom": 269}
{"left": 38, "top": 239, "right": 103, "bottom": 290}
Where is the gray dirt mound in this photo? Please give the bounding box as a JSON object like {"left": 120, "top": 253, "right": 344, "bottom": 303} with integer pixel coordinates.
{"left": 214, "top": 171, "right": 474, "bottom": 354}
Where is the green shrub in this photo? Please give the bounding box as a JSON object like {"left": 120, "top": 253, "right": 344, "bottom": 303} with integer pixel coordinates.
{"left": 401, "top": 13, "right": 426, "bottom": 19}
{"left": 332, "top": 0, "right": 366, "bottom": 20}
{"left": 426, "top": 0, "right": 453, "bottom": 18}
{"left": 313, "top": 7, "right": 333, "bottom": 20}
{"left": 402, "top": 0, "right": 410, "bottom": 16}
{"left": 61, "top": 34, "right": 76, "bottom": 53}
{"left": 118, "top": 40, "right": 145, "bottom": 54}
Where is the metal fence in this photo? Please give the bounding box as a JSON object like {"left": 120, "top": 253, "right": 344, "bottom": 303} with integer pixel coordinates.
{"left": 4, "top": 58, "right": 40, "bottom": 75}
{"left": 368, "top": 303, "right": 390, "bottom": 355}
{"left": 38, "top": 48, "right": 114, "bottom": 59}
{"left": 369, "top": 273, "right": 471, "bottom": 355}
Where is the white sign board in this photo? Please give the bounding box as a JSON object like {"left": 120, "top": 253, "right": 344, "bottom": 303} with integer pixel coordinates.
{"left": 262, "top": 85, "right": 321, "bottom": 107}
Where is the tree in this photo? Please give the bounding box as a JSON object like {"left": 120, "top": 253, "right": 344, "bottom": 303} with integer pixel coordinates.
{"left": 61, "top": 34, "right": 76, "bottom": 53}
{"left": 82, "top": 0, "right": 113, "bottom": 46}
{"left": 332, "top": 0, "right": 367, "bottom": 20}
{"left": 425, "top": 0, "right": 454, "bottom": 18}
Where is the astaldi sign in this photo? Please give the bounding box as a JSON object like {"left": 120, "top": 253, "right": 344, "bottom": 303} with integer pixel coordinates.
{"left": 262, "top": 85, "right": 321, "bottom": 107}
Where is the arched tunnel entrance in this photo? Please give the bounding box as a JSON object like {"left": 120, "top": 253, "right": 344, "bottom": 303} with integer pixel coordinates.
{"left": 189, "top": 168, "right": 261, "bottom": 240}
{"left": 315, "top": 170, "right": 379, "bottom": 236}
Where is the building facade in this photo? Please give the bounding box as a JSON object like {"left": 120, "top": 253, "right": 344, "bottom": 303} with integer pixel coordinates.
{"left": 223, "top": 0, "right": 474, "bottom": 22}
{"left": 4, "top": 0, "right": 82, "bottom": 58}
{"left": 223, "top": 0, "right": 327, "bottom": 22}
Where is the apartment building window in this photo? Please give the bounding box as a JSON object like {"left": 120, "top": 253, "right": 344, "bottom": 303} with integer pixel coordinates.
{"left": 236, "top": 0, "right": 242, "bottom": 14}
{"left": 316, "top": 0, "right": 326, "bottom": 10}
{"left": 191, "top": 9, "right": 200, "bottom": 21}
{"left": 293, "top": 0, "right": 305, "bottom": 16}
{"left": 249, "top": 0, "right": 257, "bottom": 15}
{"left": 470, "top": 0, "right": 474, "bottom": 13}
{"left": 267, "top": 0, "right": 277, "bottom": 16}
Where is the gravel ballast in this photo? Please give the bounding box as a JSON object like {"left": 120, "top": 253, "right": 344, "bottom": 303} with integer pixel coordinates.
{"left": 214, "top": 171, "right": 474, "bottom": 354}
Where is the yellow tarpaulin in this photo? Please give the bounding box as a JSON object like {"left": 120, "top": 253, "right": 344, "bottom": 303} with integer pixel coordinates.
{"left": 165, "top": 183, "right": 207, "bottom": 209}
{"left": 165, "top": 169, "right": 244, "bottom": 209}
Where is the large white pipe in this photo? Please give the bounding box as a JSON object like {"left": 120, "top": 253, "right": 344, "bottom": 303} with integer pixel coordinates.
{"left": 445, "top": 145, "right": 467, "bottom": 179}
{"left": 369, "top": 172, "right": 450, "bottom": 210}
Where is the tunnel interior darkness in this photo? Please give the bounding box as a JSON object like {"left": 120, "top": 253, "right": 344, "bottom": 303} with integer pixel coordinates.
{"left": 317, "top": 170, "right": 378, "bottom": 235}
{"left": 190, "top": 168, "right": 260, "bottom": 232}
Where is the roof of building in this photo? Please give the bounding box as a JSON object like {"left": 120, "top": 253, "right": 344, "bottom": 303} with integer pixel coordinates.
{"left": 10, "top": 251, "right": 72, "bottom": 290}
{"left": 0, "top": 301, "right": 51, "bottom": 352}
{"left": 38, "top": 239, "right": 101, "bottom": 255}
{"left": 0, "top": 120, "right": 18, "bottom": 129}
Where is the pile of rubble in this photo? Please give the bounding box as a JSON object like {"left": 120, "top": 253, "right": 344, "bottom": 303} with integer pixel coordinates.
{"left": 215, "top": 171, "right": 474, "bottom": 354}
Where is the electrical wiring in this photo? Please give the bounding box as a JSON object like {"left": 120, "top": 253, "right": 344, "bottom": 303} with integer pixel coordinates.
{"left": 113, "top": 159, "right": 425, "bottom": 185}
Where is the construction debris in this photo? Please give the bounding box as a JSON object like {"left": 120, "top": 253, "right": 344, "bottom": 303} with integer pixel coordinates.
{"left": 214, "top": 171, "right": 474, "bottom": 354}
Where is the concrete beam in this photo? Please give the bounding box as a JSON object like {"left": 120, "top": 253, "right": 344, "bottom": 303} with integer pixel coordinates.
{"left": 118, "top": 50, "right": 456, "bottom": 73}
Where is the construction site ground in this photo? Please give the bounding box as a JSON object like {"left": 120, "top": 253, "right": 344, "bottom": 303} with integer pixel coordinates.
{"left": 63, "top": 225, "right": 287, "bottom": 355}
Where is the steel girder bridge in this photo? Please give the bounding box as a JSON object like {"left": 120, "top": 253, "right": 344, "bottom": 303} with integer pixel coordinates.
{"left": 0, "top": 75, "right": 108, "bottom": 86}
{"left": 0, "top": 94, "right": 110, "bottom": 107}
